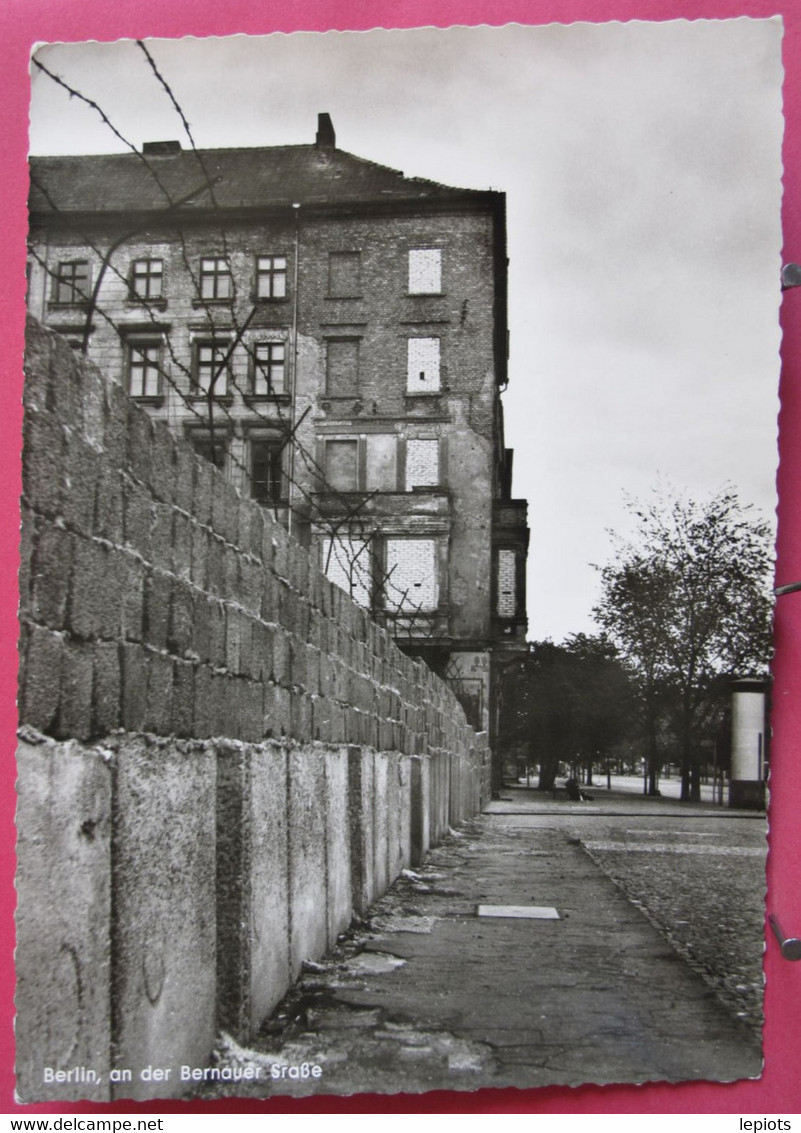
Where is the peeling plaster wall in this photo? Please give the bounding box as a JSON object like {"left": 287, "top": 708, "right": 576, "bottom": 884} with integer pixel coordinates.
{"left": 16, "top": 320, "right": 489, "bottom": 1103}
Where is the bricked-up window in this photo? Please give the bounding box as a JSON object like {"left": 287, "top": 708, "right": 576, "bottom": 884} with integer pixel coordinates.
{"left": 405, "top": 439, "right": 439, "bottom": 489}
{"left": 408, "top": 248, "right": 442, "bottom": 295}
{"left": 322, "top": 536, "right": 372, "bottom": 608}
{"left": 194, "top": 341, "right": 229, "bottom": 396}
{"left": 53, "top": 260, "right": 90, "bottom": 304}
{"left": 497, "top": 549, "right": 517, "bottom": 617}
{"left": 253, "top": 342, "right": 286, "bottom": 396}
{"left": 324, "top": 439, "right": 359, "bottom": 492}
{"left": 256, "top": 255, "right": 287, "bottom": 299}
{"left": 407, "top": 338, "right": 440, "bottom": 393}
{"left": 130, "top": 259, "right": 163, "bottom": 300}
{"left": 251, "top": 440, "right": 285, "bottom": 505}
{"left": 199, "top": 257, "right": 232, "bottom": 300}
{"left": 385, "top": 538, "right": 439, "bottom": 611}
{"left": 328, "top": 251, "right": 361, "bottom": 297}
{"left": 127, "top": 341, "right": 161, "bottom": 398}
{"left": 326, "top": 338, "right": 359, "bottom": 396}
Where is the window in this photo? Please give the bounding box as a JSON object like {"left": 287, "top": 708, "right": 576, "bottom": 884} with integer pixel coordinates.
{"left": 251, "top": 440, "right": 285, "bottom": 505}
{"left": 188, "top": 430, "right": 228, "bottom": 472}
{"left": 324, "top": 439, "right": 359, "bottom": 492}
{"left": 127, "top": 340, "right": 161, "bottom": 399}
{"left": 405, "top": 439, "right": 439, "bottom": 489}
{"left": 199, "top": 257, "right": 232, "bottom": 300}
{"left": 326, "top": 338, "right": 359, "bottom": 396}
{"left": 407, "top": 337, "right": 440, "bottom": 393}
{"left": 385, "top": 538, "right": 439, "bottom": 611}
{"left": 408, "top": 248, "right": 442, "bottom": 295}
{"left": 130, "top": 259, "right": 163, "bottom": 301}
{"left": 194, "top": 341, "right": 230, "bottom": 396}
{"left": 53, "top": 260, "right": 90, "bottom": 304}
{"left": 328, "top": 251, "right": 361, "bottom": 297}
{"left": 256, "top": 255, "right": 287, "bottom": 299}
{"left": 252, "top": 342, "right": 286, "bottom": 396}
{"left": 497, "top": 550, "right": 517, "bottom": 617}
{"left": 365, "top": 434, "right": 397, "bottom": 491}
{"left": 322, "top": 536, "right": 372, "bottom": 608}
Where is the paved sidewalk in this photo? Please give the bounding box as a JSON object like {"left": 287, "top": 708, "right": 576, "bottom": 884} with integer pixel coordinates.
{"left": 206, "top": 799, "right": 763, "bottom": 1099}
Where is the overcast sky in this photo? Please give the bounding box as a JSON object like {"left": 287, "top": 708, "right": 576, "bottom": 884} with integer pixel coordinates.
{"left": 28, "top": 20, "right": 785, "bottom": 642}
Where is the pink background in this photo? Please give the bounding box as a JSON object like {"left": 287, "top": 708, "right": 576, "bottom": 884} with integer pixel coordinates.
{"left": 1, "top": 0, "right": 799, "bottom": 1116}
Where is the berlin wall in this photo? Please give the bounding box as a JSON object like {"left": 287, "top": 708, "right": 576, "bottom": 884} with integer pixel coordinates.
{"left": 16, "top": 318, "right": 490, "bottom": 1103}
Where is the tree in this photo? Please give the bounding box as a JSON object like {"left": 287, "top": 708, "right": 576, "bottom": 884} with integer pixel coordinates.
{"left": 594, "top": 487, "right": 773, "bottom": 800}
{"left": 497, "top": 635, "right": 636, "bottom": 791}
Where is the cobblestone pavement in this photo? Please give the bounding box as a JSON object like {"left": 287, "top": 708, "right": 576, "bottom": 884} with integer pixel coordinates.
{"left": 201, "top": 790, "right": 764, "bottom": 1101}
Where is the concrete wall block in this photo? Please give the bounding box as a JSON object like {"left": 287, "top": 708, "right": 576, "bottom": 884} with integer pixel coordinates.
{"left": 348, "top": 746, "right": 375, "bottom": 914}
{"left": 125, "top": 403, "right": 155, "bottom": 493}
{"left": 112, "top": 737, "right": 216, "bottom": 1100}
{"left": 94, "top": 457, "right": 124, "bottom": 545}
{"left": 103, "top": 379, "right": 130, "bottom": 463}
{"left": 171, "top": 511, "right": 193, "bottom": 582}
{"left": 372, "top": 752, "right": 390, "bottom": 899}
{"left": 208, "top": 598, "right": 227, "bottom": 669}
{"left": 211, "top": 476, "right": 240, "bottom": 546}
{"left": 22, "top": 317, "right": 55, "bottom": 414}
{"left": 119, "top": 643, "right": 147, "bottom": 733}
{"left": 238, "top": 556, "right": 262, "bottom": 618}
{"left": 57, "top": 639, "right": 94, "bottom": 742}
{"left": 144, "top": 652, "right": 174, "bottom": 735}
{"left": 223, "top": 544, "right": 241, "bottom": 604}
{"left": 245, "top": 500, "right": 264, "bottom": 561}
{"left": 61, "top": 431, "right": 98, "bottom": 537}
{"left": 22, "top": 410, "right": 65, "bottom": 517}
{"left": 168, "top": 580, "right": 195, "bottom": 656}
{"left": 19, "top": 503, "right": 36, "bottom": 621}
{"left": 15, "top": 737, "right": 112, "bottom": 1103}
{"left": 325, "top": 748, "right": 352, "bottom": 945}
{"left": 272, "top": 530, "right": 289, "bottom": 581}
{"left": 216, "top": 742, "right": 291, "bottom": 1037}
{"left": 31, "top": 522, "right": 73, "bottom": 631}
{"left": 236, "top": 679, "right": 264, "bottom": 744}
{"left": 252, "top": 621, "right": 274, "bottom": 684}
{"left": 271, "top": 627, "right": 290, "bottom": 685}
{"left": 92, "top": 641, "right": 121, "bottom": 737}
{"left": 172, "top": 442, "right": 195, "bottom": 516}
{"left": 171, "top": 659, "right": 196, "bottom": 738}
{"left": 192, "top": 457, "right": 213, "bottom": 529}
{"left": 264, "top": 681, "right": 291, "bottom": 740}
{"left": 122, "top": 478, "right": 152, "bottom": 561}
{"left": 148, "top": 419, "right": 177, "bottom": 507}
{"left": 410, "top": 756, "right": 430, "bottom": 867}
{"left": 149, "top": 503, "right": 174, "bottom": 573}
{"left": 289, "top": 635, "right": 307, "bottom": 690}
{"left": 289, "top": 542, "right": 310, "bottom": 595}
{"left": 260, "top": 570, "right": 278, "bottom": 624}
{"left": 19, "top": 622, "right": 62, "bottom": 737}
{"left": 206, "top": 534, "right": 225, "bottom": 598}
{"left": 190, "top": 523, "right": 209, "bottom": 590}
{"left": 142, "top": 571, "right": 171, "bottom": 652}
{"left": 398, "top": 755, "right": 413, "bottom": 869}
{"left": 290, "top": 693, "right": 313, "bottom": 743}
{"left": 246, "top": 743, "right": 290, "bottom": 1032}
{"left": 192, "top": 666, "right": 214, "bottom": 739}
{"left": 288, "top": 747, "right": 328, "bottom": 978}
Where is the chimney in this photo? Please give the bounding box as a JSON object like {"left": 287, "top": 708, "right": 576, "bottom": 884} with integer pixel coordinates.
{"left": 315, "top": 113, "right": 336, "bottom": 148}
{"left": 142, "top": 140, "right": 182, "bottom": 156}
